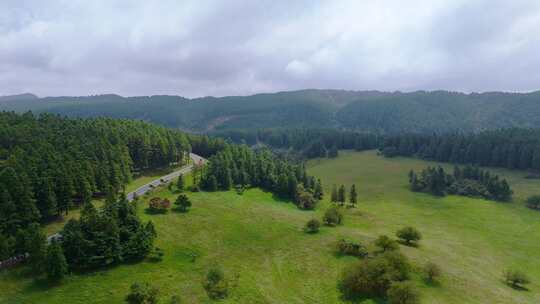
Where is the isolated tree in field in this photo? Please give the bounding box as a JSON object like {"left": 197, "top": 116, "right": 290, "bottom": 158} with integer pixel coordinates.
{"left": 323, "top": 206, "right": 343, "bottom": 226}
{"left": 203, "top": 266, "right": 229, "bottom": 300}
{"left": 331, "top": 184, "right": 338, "bottom": 203}
{"left": 125, "top": 282, "right": 159, "bottom": 304}
{"left": 45, "top": 240, "right": 68, "bottom": 281}
{"left": 526, "top": 195, "right": 540, "bottom": 210}
{"left": 503, "top": 269, "right": 530, "bottom": 289}
{"left": 349, "top": 184, "right": 357, "bottom": 208}
{"left": 423, "top": 262, "right": 441, "bottom": 283}
{"left": 396, "top": 227, "right": 422, "bottom": 246}
{"left": 387, "top": 281, "right": 419, "bottom": 304}
{"left": 374, "top": 235, "right": 398, "bottom": 253}
{"left": 338, "top": 185, "right": 346, "bottom": 206}
{"left": 174, "top": 194, "right": 192, "bottom": 212}
{"left": 314, "top": 179, "right": 324, "bottom": 200}
{"left": 304, "top": 219, "right": 321, "bottom": 234}
{"left": 176, "top": 174, "right": 185, "bottom": 192}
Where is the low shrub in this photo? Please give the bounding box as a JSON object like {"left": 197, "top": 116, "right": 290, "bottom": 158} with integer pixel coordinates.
{"left": 203, "top": 266, "right": 229, "bottom": 300}
{"left": 374, "top": 235, "right": 398, "bottom": 253}
{"left": 396, "top": 227, "right": 422, "bottom": 246}
{"left": 323, "top": 207, "right": 343, "bottom": 226}
{"left": 335, "top": 239, "right": 368, "bottom": 258}
{"left": 304, "top": 219, "right": 321, "bottom": 234}
{"left": 423, "top": 262, "right": 441, "bottom": 283}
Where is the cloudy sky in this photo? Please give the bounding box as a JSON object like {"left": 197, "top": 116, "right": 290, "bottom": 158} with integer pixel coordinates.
{"left": 1, "top": 0, "right": 540, "bottom": 97}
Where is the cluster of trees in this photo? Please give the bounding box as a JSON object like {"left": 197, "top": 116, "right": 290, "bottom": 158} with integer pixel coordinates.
{"left": 339, "top": 240, "right": 418, "bottom": 303}
{"left": 381, "top": 129, "right": 540, "bottom": 171}
{"left": 0, "top": 112, "right": 191, "bottom": 258}
{"left": 213, "top": 128, "right": 381, "bottom": 159}
{"left": 409, "top": 165, "right": 513, "bottom": 201}
{"left": 1, "top": 194, "right": 155, "bottom": 281}
{"left": 338, "top": 229, "right": 433, "bottom": 304}
{"left": 330, "top": 184, "right": 358, "bottom": 207}
{"left": 61, "top": 195, "right": 156, "bottom": 270}
{"left": 198, "top": 145, "right": 323, "bottom": 210}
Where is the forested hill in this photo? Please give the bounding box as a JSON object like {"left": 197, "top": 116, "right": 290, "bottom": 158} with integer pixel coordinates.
{"left": 0, "top": 112, "right": 195, "bottom": 240}
{"left": 1, "top": 90, "right": 540, "bottom": 132}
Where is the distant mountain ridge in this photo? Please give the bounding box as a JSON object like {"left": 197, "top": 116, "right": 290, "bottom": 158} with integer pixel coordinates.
{"left": 1, "top": 89, "right": 539, "bottom": 133}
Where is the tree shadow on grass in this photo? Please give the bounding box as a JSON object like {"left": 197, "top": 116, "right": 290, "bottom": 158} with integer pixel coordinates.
{"left": 422, "top": 278, "right": 442, "bottom": 288}
{"left": 397, "top": 240, "right": 419, "bottom": 248}
{"left": 339, "top": 293, "right": 387, "bottom": 304}
{"left": 172, "top": 207, "right": 189, "bottom": 213}
{"left": 144, "top": 208, "right": 169, "bottom": 215}
{"left": 22, "top": 277, "right": 65, "bottom": 294}
{"left": 270, "top": 193, "right": 294, "bottom": 204}
{"left": 504, "top": 282, "right": 530, "bottom": 292}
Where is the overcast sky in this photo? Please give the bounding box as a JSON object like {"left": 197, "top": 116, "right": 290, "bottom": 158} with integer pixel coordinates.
{"left": 1, "top": 0, "right": 540, "bottom": 97}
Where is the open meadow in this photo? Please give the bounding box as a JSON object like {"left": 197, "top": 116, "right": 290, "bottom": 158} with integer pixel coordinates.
{"left": 0, "top": 150, "right": 538, "bottom": 303}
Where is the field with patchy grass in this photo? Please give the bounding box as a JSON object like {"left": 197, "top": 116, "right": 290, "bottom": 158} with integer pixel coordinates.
{"left": 1, "top": 150, "right": 539, "bottom": 303}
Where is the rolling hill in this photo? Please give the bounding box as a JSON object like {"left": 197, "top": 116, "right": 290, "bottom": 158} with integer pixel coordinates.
{"left": 1, "top": 90, "right": 540, "bottom": 133}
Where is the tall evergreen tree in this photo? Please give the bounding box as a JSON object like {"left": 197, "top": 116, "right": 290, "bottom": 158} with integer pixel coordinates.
{"left": 338, "top": 185, "right": 347, "bottom": 205}
{"left": 176, "top": 174, "right": 185, "bottom": 192}
{"left": 314, "top": 179, "right": 324, "bottom": 200}
{"left": 349, "top": 184, "right": 357, "bottom": 208}
{"left": 24, "top": 223, "right": 47, "bottom": 274}
{"left": 331, "top": 185, "right": 338, "bottom": 203}
{"left": 45, "top": 240, "right": 68, "bottom": 281}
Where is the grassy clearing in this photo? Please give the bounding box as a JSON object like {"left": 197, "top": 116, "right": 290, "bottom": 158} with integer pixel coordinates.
{"left": 1, "top": 151, "right": 539, "bottom": 303}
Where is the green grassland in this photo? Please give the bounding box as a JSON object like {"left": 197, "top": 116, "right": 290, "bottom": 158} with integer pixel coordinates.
{"left": 1, "top": 151, "right": 539, "bottom": 303}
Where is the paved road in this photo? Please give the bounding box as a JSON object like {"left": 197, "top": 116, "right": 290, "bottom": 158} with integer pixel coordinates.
{"left": 46, "top": 152, "right": 206, "bottom": 243}
{"left": 126, "top": 152, "right": 206, "bottom": 201}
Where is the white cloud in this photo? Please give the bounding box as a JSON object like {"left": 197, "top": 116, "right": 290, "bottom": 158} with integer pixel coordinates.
{"left": 1, "top": 0, "right": 540, "bottom": 97}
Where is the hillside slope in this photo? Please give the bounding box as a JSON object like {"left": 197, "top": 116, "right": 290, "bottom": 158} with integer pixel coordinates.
{"left": 1, "top": 90, "right": 540, "bottom": 132}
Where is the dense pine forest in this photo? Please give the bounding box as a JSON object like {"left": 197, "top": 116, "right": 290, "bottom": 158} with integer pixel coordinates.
{"left": 0, "top": 112, "right": 194, "bottom": 259}
{"left": 381, "top": 129, "right": 540, "bottom": 171}
{"left": 2, "top": 90, "right": 540, "bottom": 133}
{"left": 200, "top": 145, "right": 323, "bottom": 209}
{"left": 211, "top": 128, "right": 381, "bottom": 159}
{"left": 409, "top": 165, "right": 513, "bottom": 201}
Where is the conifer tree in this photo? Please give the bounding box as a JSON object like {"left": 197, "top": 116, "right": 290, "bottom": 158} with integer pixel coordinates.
{"left": 349, "top": 184, "right": 357, "bottom": 208}
{"left": 174, "top": 194, "right": 192, "bottom": 212}
{"left": 176, "top": 174, "right": 185, "bottom": 192}
{"left": 24, "top": 223, "right": 47, "bottom": 274}
{"left": 45, "top": 240, "right": 68, "bottom": 281}
{"left": 331, "top": 184, "right": 338, "bottom": 203}
{"left": 222, "top": 169, "right": 232, "bottom": 190}
{"left": 338, "top": 185, "right": 346, "bottom": 205}
{"left": 314, "top": 179, "right": 324, "bottom": 200}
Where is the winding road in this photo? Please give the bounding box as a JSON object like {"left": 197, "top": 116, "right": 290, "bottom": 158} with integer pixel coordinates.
{"left": 46, "top": 152, "right": 206, "bottom": 243}
{"left": 126, "top": 152, "right": 206, "bottom": 201}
